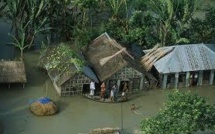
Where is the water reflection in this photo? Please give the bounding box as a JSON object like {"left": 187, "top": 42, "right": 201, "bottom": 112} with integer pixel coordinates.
{"left": 0, "top": 19, "right": 14, "bottom": 60}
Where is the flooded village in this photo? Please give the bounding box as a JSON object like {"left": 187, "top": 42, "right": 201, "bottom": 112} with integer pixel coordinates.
{"left": 1, "top": 0, "right": 215, "bottom": 134}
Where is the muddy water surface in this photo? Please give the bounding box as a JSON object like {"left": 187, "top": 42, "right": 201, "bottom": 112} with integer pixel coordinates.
{"left": 0, "top": 52, "right": 215, "bottom": 134}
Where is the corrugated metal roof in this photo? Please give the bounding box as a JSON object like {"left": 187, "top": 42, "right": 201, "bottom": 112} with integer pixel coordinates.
{"left": 154, "top": 44, "right": 215, "bottom": 73}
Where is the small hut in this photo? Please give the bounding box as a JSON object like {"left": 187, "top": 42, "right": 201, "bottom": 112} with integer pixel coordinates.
{"left": 39, "top": 43, "right": 99, "bottom": 96}
{"left": 142, "top": 43, "right": 215, "bottom": 89}
{"left": 83, "top": 32, "right": 156, "bottom": 93}
{"left": 0, "top": 61, "right": 27, "bottom": 88}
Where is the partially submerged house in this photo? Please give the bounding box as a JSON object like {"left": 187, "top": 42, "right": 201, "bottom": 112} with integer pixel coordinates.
{"left": 39, "top": 44, "right": 99, "bottom": 96}
{"left": 0, "top": 61, "right": 27, "bottom": 88}
{"left": 142, "top": 43, "right": 215, "bottom": 89}
{"left": 83, "top": 33, "right": 156, "bottom": 92}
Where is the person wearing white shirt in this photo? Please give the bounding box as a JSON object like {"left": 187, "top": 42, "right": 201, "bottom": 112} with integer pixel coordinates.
{"left": 90, "top": 81, "right": 95, "bottom": 96}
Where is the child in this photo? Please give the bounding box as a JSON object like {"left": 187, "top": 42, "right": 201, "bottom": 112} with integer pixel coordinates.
{"left": 130, "top": 104, "right": 136, "bottom": 112}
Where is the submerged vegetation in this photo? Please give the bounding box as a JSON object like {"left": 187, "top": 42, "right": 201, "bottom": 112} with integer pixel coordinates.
{"left": 40, "top": 43, "right": 85, "bottom": 73}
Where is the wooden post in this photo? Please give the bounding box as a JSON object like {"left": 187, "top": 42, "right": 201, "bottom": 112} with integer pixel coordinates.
{"left": 162, "top": 74, "right": 168, "bottom": 89}
{"left": 129, "top": 81, "right": 133, "bottom": 93}
{"left": 185, "top": 72, "right": 190, "bottom": 87}
{"left": 139, "top": 74, "right": 145, "bottom": 90}
{"left": 117, "top": 79, "right": 120, "bottom": 89}
{"left": 209, "top": 70, "right": 214, "bottom": 85}
{"left": 174, "top": 73, "right": 179, "bottom": 89}
{"left": 198, "top": 71, "right": 203, "bottom": 86}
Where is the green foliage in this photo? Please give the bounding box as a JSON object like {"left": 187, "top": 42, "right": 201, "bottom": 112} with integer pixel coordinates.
{"left": 5, "top": 0, "right": 50, "bottom": 49}
{"left": 0, "top": 1, "right": 6, "bottom": 17}
{"left": 2, "top": 0, "right": 213, "bottom": 50}
{"left": 125, "top": 10, "right": 158, "bottom": 48}
{"left": 188, "top": 6, "right": 215, "bottom": 43}
{"left": 45, "top": 43, "right": 85, "bottom": 74}
{"left": 140, "top": 90, "right": 215, "bottom": 134}
{"left": 76, "top": 0, "right": 99, "bottom": 9}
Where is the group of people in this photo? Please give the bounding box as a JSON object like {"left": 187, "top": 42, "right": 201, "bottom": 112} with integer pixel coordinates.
{"left": 89, "top": 81, "right": 128, "bottom": 102}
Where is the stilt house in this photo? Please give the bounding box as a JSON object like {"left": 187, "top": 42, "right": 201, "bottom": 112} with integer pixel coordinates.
{"left": 0, "top": 61, "right": 27, "bottom": 88}
{"left": 142, "top": 43, "right": 215, "bottom": 89}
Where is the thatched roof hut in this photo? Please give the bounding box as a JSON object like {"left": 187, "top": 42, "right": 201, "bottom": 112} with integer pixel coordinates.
{"left": 0, "top": 61, "right": 27, "bottom": 84}
{"left": 39, "top": 43, "right": 99, "bottom": 96}
{"left": 83, "top": 32, "right": 156, "bottom": 82}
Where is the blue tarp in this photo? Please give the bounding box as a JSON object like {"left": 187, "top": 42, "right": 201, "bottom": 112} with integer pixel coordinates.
{"left": 82, "top": 66, "right": 100, "bottom": 83}
{"left": 29, "top": 97, "right": 51, "bottom": 104}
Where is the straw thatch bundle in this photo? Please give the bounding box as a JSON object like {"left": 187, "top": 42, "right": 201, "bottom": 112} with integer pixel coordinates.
{"left": 30, "top": 100, "right": 58, "bottom": 116}
{"left": 89, "top": 127, "right": 120, "bottom": 134}
{"left": 141, "top": 45, "right": 174, "bottom": 71}
{"left": 0, "top": 61, "right": 27, "bottom": 83}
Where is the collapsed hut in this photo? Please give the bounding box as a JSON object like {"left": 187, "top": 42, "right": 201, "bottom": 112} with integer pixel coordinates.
{"left": 0, "top": 61, "right": 27, "bottom": 88}
{"left": 142, "top": 43, "right": 215, "bottom": 89}
{"left": 83, "top": 32, "right": 157, "bottom": 93}
{"left": 39, "top": 43, "right": 99, "bottom": 96}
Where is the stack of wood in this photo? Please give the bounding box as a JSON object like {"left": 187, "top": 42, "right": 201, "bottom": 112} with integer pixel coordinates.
{"left": 141, "top": 44, "right": 174, "bottom": 71}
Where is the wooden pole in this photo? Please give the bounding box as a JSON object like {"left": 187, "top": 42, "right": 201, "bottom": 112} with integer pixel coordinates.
{"left": 185, "top": 72, "right": 190, "bottom": 87}
{"left": 139, "top": 74, "right": 145, "bottom": 90}
{"left": 198, "top": 71, "right": 203, "bottom": 86}
{"left": 174, "top": 73, "right": 179, "bottom": 89}
{"left": 209, "top": 70, "right": 214, "bottom": 85}
{"left": 162, "top": 74, "right": 168, "bottom": 89}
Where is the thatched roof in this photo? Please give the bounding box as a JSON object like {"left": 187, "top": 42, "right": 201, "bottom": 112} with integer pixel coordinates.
{"left": 39, "top": 44, "right": 99, "bottom": 86}
{"left": 83, "top": 32, "right": 156, "bottom": 81}
{"left": 0, "top": 61, "right": 27, "bottom": 83}
{"left": 141, "top": 44, "right": 174, "bottom": 71}
{"left": 144, "top": 43, "right": 215, "bottom": 74}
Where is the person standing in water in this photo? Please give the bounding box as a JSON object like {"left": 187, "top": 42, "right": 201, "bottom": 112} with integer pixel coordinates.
{"left": 110, "top": 84, "right": 116, "bottom": 102}
{"left": 90, "top": 80, "right": 95, "bottom": 96}
{"left": 100, "top": 82, "right": 106, "bottom": 99}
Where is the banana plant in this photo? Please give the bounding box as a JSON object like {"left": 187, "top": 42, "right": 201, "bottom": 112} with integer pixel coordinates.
{"left": 107, "top": 0, "right": 128, "bottom": 21}
{"left": 5, "top": 0, "right": 51, "bottom": 49}
{"left": 4, "top": 0, "right": 26, "bottom": 38}
{"left": 8, "top": 23, "right": 28, "bottom": 61}
{"left": 8, "top": 19, "right": 52, "bottom": 61}
{"left": 146, "top": 0, "right": 197, "bottom": 46}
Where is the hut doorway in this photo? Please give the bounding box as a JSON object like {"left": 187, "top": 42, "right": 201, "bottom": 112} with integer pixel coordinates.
{"left": 190, "top": 72, "right": 198, "bottom": 86}
{"left": 119, "top": 81, "right": 129, "bottom": 92}
{"left": 82, "top": 84, "right": 90, "bottom": 94}
{"left": 95, "top": 82, "right": 101, "bottom": 96}
{"left": 82, "top": 83, "right": 101, "bottom": 96}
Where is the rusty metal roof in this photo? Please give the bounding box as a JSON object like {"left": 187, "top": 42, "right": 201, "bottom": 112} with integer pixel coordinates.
{"left": 154, "top": 44, "right": 215, "bottom": 74}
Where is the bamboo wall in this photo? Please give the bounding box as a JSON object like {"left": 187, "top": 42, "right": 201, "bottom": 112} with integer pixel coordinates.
{"left": 61, "top": 74, "right": 91, "bottom": 96}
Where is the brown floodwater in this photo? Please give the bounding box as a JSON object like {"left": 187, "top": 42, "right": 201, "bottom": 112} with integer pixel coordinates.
{"left": 0, "top": 52, "right": 215, "bottom": 134}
